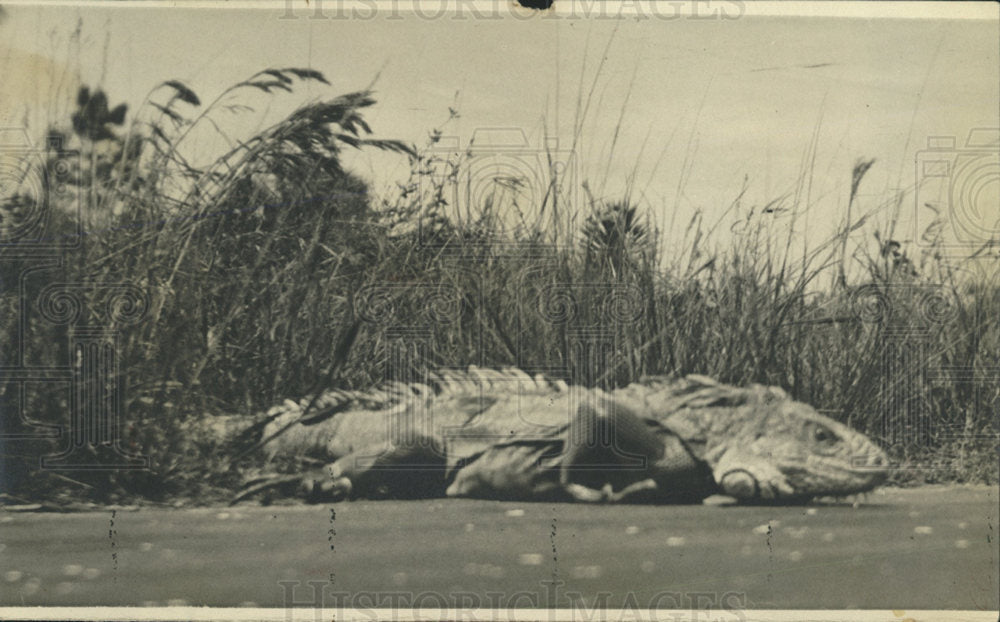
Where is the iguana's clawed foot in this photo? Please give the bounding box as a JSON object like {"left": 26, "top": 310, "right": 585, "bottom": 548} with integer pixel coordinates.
{"left": 563, "top": 478, "right": 659, "bottom": 503}
{"left": 300, "top": 475, "right": 353, "bottom": 502}
{"left": 610, "top": 478, "right": 659, "bottom": 502}
{"left": 300, "top": 463, "right": 354, "bottom": 502}
{"left": 563, "top": 482, "right": 613, "bottom": 503}
{"left": 233, "top": 464, "right": 355, "bottom": 505}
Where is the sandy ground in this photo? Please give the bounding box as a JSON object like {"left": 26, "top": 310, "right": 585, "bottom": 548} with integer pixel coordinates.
{"left": 0, "top": 485, "right": 997, "bottom": 611}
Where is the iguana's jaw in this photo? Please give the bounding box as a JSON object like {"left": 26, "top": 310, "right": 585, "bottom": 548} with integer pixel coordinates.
{"left": 715, "top": 455, "right": 889, "bottom": 503}
{"left": 707, "top": 414, "right": 891, "bottom": 504}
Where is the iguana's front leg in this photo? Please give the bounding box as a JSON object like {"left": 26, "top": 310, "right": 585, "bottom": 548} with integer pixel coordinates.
{"left": 559, "top": 398, "right": 666, "bottom": 503}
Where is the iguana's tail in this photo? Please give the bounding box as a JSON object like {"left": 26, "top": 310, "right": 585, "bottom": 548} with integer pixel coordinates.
{"left": 228, "top": 319, "right": 362, "bottom": 460}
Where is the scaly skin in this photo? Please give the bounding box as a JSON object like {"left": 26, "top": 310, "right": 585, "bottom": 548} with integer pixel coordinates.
{"left": 231, "top": 367, "right": 889, "bottom": 505}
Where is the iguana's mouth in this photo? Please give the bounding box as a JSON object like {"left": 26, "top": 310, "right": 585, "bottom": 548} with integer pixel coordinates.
{"left": 720, "top": 463, "right": 889, "bottom": 504}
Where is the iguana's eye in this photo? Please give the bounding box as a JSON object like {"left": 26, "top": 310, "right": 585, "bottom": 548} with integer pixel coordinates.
{"left": 811, "top": 425, "right": 836, "bottom": 444}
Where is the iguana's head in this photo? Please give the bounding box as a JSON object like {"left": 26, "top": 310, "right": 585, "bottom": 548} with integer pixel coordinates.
{"left": 646, "top": 378, "right": 890, "bottom": 503}
{"left": 704, "top": 397, "right": 889, "bottom": 503}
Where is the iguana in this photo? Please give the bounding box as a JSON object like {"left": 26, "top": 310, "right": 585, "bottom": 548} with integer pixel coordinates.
{"left": 229, "top": 367, "right": 889, "bottom": 505}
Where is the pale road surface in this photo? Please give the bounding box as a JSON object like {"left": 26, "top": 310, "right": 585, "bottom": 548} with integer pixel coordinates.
{"left": 0, "top": 486, "right": 996, "bottom": 611}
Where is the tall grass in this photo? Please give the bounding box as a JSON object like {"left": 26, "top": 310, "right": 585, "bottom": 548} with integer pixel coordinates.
{"left": 1, "top": 68, "right": 996, "bottom": 505}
